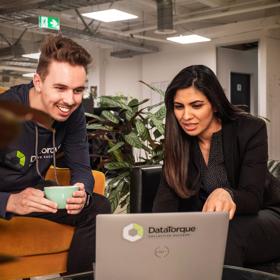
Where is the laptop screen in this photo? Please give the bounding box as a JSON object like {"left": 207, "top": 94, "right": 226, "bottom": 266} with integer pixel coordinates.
{"left": 95, "top": 212, "right": 229, "bottom": 280}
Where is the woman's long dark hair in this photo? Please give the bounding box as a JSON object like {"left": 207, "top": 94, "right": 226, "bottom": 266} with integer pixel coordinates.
{"left": 164, "top": 65, "right": 244, "bottom": 198}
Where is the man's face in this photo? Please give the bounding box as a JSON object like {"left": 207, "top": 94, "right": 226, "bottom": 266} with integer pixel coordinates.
{"left": 33, "top": 60, "right": 86, "bottom": 121}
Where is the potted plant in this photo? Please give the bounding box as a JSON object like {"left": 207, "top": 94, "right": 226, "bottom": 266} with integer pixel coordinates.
{"left": 86, "top": 81, "right": 165, "bottom": 212}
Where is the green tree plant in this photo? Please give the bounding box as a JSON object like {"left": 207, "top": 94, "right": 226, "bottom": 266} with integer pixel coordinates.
{"left": 86, "top": 81, "right": 165, "bottom": 212}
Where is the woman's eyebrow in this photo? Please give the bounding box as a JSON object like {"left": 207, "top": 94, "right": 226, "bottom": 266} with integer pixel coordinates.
{"left": 174, "top": 100, "right": 204, "bottom": 104}
{"left": 189, "top": 100, "right": 204, "bottom": 105}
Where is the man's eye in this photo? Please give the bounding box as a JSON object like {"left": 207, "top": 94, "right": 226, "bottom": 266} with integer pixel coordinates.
{"left": 55, "top": 87, "right": 65, "bottom": 91}
{"left": 74, "top": 88, "right": 84, "bottom": 94}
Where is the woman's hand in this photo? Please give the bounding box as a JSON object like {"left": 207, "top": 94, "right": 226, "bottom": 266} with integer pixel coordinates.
{"left": 66, "top": 183, "right": 87, "bottom": 215}
{"left": 202, "top": 188, "right": 236, "bottom": 220}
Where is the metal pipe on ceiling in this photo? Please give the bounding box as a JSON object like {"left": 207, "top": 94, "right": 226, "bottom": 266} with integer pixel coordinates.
{"left": 124, "top": 0, "right": 280, "bottom": 35}
{"left": 155, "top": 0, "right": 175, "bottom": 34}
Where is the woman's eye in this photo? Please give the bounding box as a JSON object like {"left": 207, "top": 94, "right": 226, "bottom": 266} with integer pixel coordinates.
{"left": 174, "top": 104, "right": 183, "bottom": 109}
{"left": 192, "top": 104, "right": 203, "bottom": 109}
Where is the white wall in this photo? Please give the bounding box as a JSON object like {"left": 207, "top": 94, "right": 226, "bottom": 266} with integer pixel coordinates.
{"left": 103, "top": 53, "right": 143, "bottom": 99}
{"left": 141, "top": 44, "right": 216, "bottom": 105}
{"left": 95, "top": 43, "right": 216, "bottom": 104}
{"left": 217, "top": 47, "right": 258, "bottom": 115}
{"left": 78, "top": 41, "right": 106, "bottom": 99}
{"left": 261, "top": 34, "right": 280, "bottom": 159}
{"left": 86, "top": 30, "right": 280, "bottom": 159}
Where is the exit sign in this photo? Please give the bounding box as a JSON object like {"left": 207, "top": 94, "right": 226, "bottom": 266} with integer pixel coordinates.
{"left": 38, "top": 16, "right": 60, "bottom": 30}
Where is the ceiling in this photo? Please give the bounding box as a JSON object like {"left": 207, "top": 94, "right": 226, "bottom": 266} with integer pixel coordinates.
{"left": 0, "top": 0, "right": 280, "bottom": 82}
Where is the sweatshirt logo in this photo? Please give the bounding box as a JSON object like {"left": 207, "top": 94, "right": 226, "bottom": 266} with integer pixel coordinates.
{"left": 17, "top": 150, "right": 26, "bottom": 167}
{"left": 30, "top": 145, "right": 61, "bottom": 163}
{"left": 5, "top": 150, "right": 26, "bottom": 169}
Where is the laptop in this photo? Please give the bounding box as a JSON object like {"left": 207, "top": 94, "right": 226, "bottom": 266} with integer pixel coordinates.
{"left": 95, "top": 212, "right": 229, "bottom": 280}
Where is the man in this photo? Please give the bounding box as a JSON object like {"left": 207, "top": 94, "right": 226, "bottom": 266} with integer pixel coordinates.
{"left": 0, "top": 35, "right": 111, "bottom": 273}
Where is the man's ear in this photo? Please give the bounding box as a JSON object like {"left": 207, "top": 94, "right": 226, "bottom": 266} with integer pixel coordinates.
{"left": 33, "top": 73, "right": 42, "bottom": 93}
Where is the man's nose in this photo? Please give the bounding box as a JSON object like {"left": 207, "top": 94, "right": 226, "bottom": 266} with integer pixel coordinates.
{"left": 62, "top": 90, "right": 75, "bottom": 105}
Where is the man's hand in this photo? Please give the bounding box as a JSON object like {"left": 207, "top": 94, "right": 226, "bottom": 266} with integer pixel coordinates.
{"left": 6, "top": 188, "right": 58, "bottom": 215}
{"left": 66, "top": 183, "right": 87, "bottom": 215}
{"left": 202, "top": 188, "right": 236, "bottom": 220}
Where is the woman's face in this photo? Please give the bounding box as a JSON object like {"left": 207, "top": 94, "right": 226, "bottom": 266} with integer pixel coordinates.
{"left": 173, "top": 86, "right": 220, "bottom": 139}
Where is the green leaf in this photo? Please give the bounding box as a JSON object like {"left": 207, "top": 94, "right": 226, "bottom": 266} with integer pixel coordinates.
{"left": 108, "top": 178, "right": 125, "bottom": 193}
{"left": 108, "top": 188, "right": 120, "bottom": 212}
{"left": 129, "top": 98, "right": 150, "bottom": 109}
{"left": 101, "top": 111, "right": 119, "bottom": 124}
{"left": 107, "top": 140, "right": 124, "bottom": 162}
{"left": 105, "top": 161, "right": 130, "bottom": 170}
{"left": 108, "top": 171, "right": 130, "bottom": 187}
{"left": 135, "top": 120, "right": 149, "bottom": 140}
{"left": 99, "top": 96, "right": 132, "bottom": 112}
{"left": 151, "top": 117, "right": 165, "bottom": 135}
{"left": 154, "top": 106, "right": 166, "bottom": 120}
{"left": 87, "top": 124, "right": 112, "bottom": 131}
{"left": 124, "top": 132, "right": 143, "bottom": 149}
{"left": 120, "top": 181, "right": 130, "bottom": 198}
{"left": 125, "top": 110, "right": 135, "bottom": 121}
{"left": 112, "top": 148, "right": 124, "bottom": 162}
{"left": 87, "top": 85, "right": 166, "bottom": 212}
{"left": 146, "top": 101, "right": 164, "bottom": 111}
{"left": 108, "top": 179, "right": 129, "bottom": 212}
{"left": 139, "top": 80, "right": 165, "bottom": 97}
{"left": 128, "top": 98, "right": 139, "bottom": 107}
{"left": 84, "top": 112, "right": 104, "bottom": 121}
{"left": 120, "top": 193, "right": 129, "bottom": 208}
{"left": 107, "top": 142, "right": 125, "bottom": 153}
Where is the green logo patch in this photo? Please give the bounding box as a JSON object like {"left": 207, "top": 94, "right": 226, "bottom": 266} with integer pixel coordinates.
{"left": 5, "top": 150, "right": 26, "bottom": 170}
{"left": 16, "top": 150, "right": 26, "bottom": 167}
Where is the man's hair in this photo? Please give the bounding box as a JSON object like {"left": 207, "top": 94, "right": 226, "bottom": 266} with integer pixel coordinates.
{"left": 36, "top": 35, "right": 92, "bottom": 80}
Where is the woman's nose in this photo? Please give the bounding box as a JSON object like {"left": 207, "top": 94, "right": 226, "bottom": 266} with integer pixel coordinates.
{"left": 182, "top": 109, "right": 193, "bottom": 120}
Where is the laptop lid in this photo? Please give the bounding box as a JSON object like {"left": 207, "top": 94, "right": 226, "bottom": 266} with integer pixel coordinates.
{"left": 95, "top": 212, "right": 229, "bottom": 280}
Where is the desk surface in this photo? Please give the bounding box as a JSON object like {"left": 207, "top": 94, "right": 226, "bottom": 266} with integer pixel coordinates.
{"left": 52, "top": 265, "right": 280, "bottom": 280}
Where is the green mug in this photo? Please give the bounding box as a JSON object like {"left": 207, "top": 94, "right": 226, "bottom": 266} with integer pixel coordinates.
{"left": 44, "top": 186, "right": 79, "bottom": 209}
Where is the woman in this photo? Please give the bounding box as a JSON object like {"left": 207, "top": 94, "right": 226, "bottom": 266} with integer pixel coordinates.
{"left": 153, "top": 65, "right": 280, "bottom": 266}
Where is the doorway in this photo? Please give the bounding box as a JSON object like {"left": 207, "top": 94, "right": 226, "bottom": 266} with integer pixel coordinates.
{"left": 230, "top": 72, "right": 251, "bottom": 112}
{"left": 216, "top": 41, "right": 258, "bottom": 115}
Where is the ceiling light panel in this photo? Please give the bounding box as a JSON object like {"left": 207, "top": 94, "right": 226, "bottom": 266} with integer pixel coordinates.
{"left": 22, "top": 73, "right": 35, "bottom": 78}
{"left": 167, "top": 34, "right": 211, "bottom": 44}
{"left": 82, "top": 9, "right": 138, "bottom": 22}
{"left": 22, "top": 52, "right": 41, "bottom": 60}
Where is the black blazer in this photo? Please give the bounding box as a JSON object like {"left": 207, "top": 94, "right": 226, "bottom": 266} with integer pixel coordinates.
{"left": 153, "top": 115, "right": 280, "bottom": 215}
